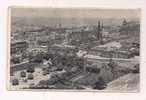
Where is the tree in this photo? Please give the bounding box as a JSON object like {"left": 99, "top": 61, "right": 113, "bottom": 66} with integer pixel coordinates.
{"left": 43, "top": 53, "right": 53, "bottom": 60}
{"left": 42, "top": 67, "right": 50, "bottom": 75}
{"left": 12, "top": 78, "right": 19, "bottom": 85}
{"left": 46, "top": 74, "right": 59, "bottom": 85}
{"left": 108, "top": 59, "right": 117, "bottom": 70}
{"left": 33, "top": 53, "right": 44, "bottom": 63}
{"left": 27, "top": 73, "right": 34, "bottom": 80}
{"left": 20, "top": 71, "right": 26, "bottom": 77}
{"left": 22, "top": 51, "right": 28, "bottom": 60}
{"left": 38, "top": 80, "right": 48, "bottom": 87}
{"left": 11, "top": 57, "right": 20, "bottom": 64}
{"left": 132, "top": 64, "right": 139, "bottom": 73}
{"left": 108, "top": 59, "right": 118, "bottom": 78}
{"left": 93, "top": 77, "right": 107, "bottom": 90}
{"left": 27, "top": 66, "right": 35, "bottom": 73}
{"left": 28, "top": 52, "right": 34, "bottom": 63}
{"left": 28, "top": 51, "right": 44, "bottom": 63}
{"left": 22, "top": 79, "right": 28, "bottom": 83}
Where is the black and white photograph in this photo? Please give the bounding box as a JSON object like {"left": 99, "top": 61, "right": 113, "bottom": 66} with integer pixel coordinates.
{"left": 9, "top": 7, "right": 140, "bottom": 92}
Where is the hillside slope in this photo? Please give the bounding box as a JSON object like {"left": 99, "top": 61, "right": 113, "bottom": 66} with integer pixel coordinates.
{"left": 105, "top": 73, "right": 139, "bottom": 92}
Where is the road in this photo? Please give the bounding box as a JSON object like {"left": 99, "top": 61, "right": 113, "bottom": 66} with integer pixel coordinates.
{"left": 84, "top": 54, "right": 139, "bottom": 62}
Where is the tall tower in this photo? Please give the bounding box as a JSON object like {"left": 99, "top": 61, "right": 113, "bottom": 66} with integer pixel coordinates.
{"left": 97, "top": 21, "right": 101, "bottom": 40}
{"left": 97, "top": 20, "right": 103, "bottom": 44}
{"left": 121, "top": 19, "right": 128, "bottom": 36}
{"left": 100, "top": 22, "right": 103, "bottom": 44}
{"left": 122, "top": 19, "right": 127, "bottom": 26}
{"left": 63, "top": 31, "right": 69, "bottom": 45}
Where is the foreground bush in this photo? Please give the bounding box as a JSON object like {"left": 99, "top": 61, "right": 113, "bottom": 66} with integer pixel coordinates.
{"left": 23, "top": 79, "right": 28, "bottom": 83}
{"left": 12, "top": 78, "right": 19, "bottom": 85}
{"left": 20, "top": 71, "right": 26, "bottom": 77}
{"left": 93, "top": 77, "right": 107, "bottom": 90}
{"left": 27, "top": 74, "right": 34, "bottom": 80}
{"left": 132, "top": 64, "right": 139, "bottom": 73}
{"left": 27, "top": 66, "right": 35, "bottom": 73}
{"left": 11, "top": 57, "right": 20, "bottom": 64}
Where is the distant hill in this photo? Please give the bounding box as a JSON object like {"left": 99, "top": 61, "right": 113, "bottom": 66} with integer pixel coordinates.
{"left": 11, "top": 16, "right": 140, "bottom": 27}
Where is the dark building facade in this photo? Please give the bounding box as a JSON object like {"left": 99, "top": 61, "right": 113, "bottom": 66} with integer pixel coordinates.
{"left": 11, "top": 41, "right": 28, "bottom": 54}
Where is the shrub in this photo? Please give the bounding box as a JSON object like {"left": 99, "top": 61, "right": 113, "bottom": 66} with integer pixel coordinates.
{"left": 27, "top": 74, "right": 34, "bottom": 80}
{"left": 86, "top": 67, "right": 100, "bottom": 73}
{"left": 47, "top": 79, "right": 57, "bottom": 85}
{"left": 132, "top": 64, "right": 139, "bottom": 73}
{"left": 93, "top": 77, "right": 107, "bottom": 90}
{"left": 20, "top": 71, "right": 26, "bottom": 77}
{"left": 33, "top": 53, "right": 44, "bottom": 63}
{"left": 42, "top": 69, "right": 50, "bottom": 75}
{"left": 28, "top": 52, "right": 44, "bottom": 63}
{"left": 38, "top": 80, "right": 49, "bottom": 87}
{"left": 23, "top": 79, "right": 28, "bottom": 83}
{"left": 46, "top": 74, "right": 59, "bottom": 85}
{"left": 11, "top": 57, "right": 20, "bottom": 64}
{"left": 29, "top": 83, "right": 35, "bottom": 87}
{"left": 27, "top": 66, "right": 35, "bottom": 73}
{"left": 12, "top": 78, "right": 19, "bottom": 85}
{"left": 56, "top": 67, "right": 63, "bottom": 71}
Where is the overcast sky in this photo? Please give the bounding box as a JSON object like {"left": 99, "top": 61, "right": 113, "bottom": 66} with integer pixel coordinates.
{"left": 11, "top": 8, "right": 140, "bottom": 19}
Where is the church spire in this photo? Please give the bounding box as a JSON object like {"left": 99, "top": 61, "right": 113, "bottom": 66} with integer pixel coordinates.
{"left": 97, "top": 20, "right": 103, "bottom": 44}
{"left": 97, "top": 20, "right": 101, "bottom": 40}
{"left": 122, "top": 18, "right": 127, "bottom": 26}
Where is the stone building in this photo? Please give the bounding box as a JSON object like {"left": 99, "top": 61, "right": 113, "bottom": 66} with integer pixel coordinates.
{"left": 11, "top": 40, "right": 28, "bottom": 54}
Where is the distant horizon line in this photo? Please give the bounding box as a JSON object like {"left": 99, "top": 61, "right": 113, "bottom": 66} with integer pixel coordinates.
{"left": 11, "top": 8, "right": 140, "bottom": 19}
{"left": 11, "top": 16, "right": 140, "bottom": 20}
